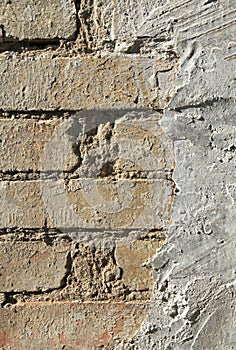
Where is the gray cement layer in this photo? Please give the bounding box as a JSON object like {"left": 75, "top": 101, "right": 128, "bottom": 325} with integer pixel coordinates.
{"left": 117, "top": 0, "right": 236, "bottom": 349}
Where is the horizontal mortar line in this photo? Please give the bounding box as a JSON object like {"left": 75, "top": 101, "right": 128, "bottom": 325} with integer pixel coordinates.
{"left": 10, "top": 300, "right": 151, "bottom": 306}
{"left": 0, "top": 107, "right": 161, "bottom": 119}
{"left": 0, "top": 178, "right": 40, "bottom": 182}
{"left": 0, "top": 226, "right": 163, "bottom": 234}
{"left": 0, "top": 227, "right": 165, "bottom": 234}
{"left": 0, "top": 228, "right": 61, "bottom": 233}
{"left": 0, "top": 170, "right": 172, "bottom": 173}
{"left": 66, "top": 170, "right": 173, "bottom": 175}
{"left": 0, "top": 109, "right": 82, "bottom": 117}
{"left": 0, "top": 170, "right": 41, "bottom": 175}
{"left": 0, "top": 37, "right": 80, "bottom": 54}
{"left": 0, "top": 177, "right": 173, "bottom": 182}
{"left": 0, "top": 49, "right": 175, "bottom": 59}
{"left": 0, "top": 38, "right": 61, "bottom": 45}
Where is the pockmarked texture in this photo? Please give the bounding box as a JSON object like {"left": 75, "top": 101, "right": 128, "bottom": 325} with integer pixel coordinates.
{"left": 0, "top": 107, "right": 176, "bottom": 348}
{"left": 0, "top": 0, "right": 235, "bottom": 349}
{"left": 41, "top": 109, "right": 175, "bottom": 231}
{"left": 0, "top": 241, "right": 70, "bottom": 292}
{"left": 0, "top": 52, "right": 178, "bottom": 111}
{"left": 0, "top": 118, "right": 58, "bottom": 173}
{"left": 0, "top": 303, "right": 150, "bottom": 349}
{"left": 0, "top": 0, "right": 77, "bottom": 42}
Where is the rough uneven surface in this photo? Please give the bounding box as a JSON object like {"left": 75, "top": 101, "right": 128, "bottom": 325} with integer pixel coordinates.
{"left": 0, "top": 303, "right": 150, "bottom": 349}
{"left": 0, "top": 118, "right": 58, "bottom": 172}
{"left": 0, "top": 241, "right": 70, "bottom": 292}
{"left": 0, "top": 52, "right": 178, "bottom": 111}
{"left": 0, "top": 0, "right": 77, "bottom": 42}
{"left": 0, "top": 0, "right": 235, "bottom": 349}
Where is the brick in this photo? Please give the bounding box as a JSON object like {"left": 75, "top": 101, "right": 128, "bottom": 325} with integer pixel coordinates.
{"left": 0, "top": 178, "right": 173, "bottom": 231}
{"left": 115, "top": 239, "right": 165, "bottom": 293}
{"left": 0, "top": 112, "right": 175, "bottom": 230}
{"left": 0, "top": 0, "right": 77, "bottom": 41}
{"left": 0, "top": 109, "right": 175, "bottom": 174}
{"left": 0, "top": 302, "right": 150, "bottom": 349}
{"left": 0, "top": 178, "right": 173, "bottom": 230}
{"left": 0, "top": 52, "right": 178, "bottom": 111}
{"left": 0, "top": 241, "right": 70, "bottom": 292}
{"left": 42, "top": 115, "right": 175, "bottom": 230}
{"left": 0, "top": 118, "right": 58, "bottom": 172}
{"left": 61, "top": 238, "right": 166, "bottom": 302}
{"left": 45, "top": 178, "right": 173, "bottom": 230}
{"left": 0, "top": 181, "right": 46, "bottom": 228}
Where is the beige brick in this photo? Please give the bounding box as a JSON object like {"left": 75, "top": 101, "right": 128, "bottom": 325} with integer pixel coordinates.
{"left": 45, "top": 178, "right": 173, "bottom": 230}
{"left": 0, "top": 0, "right": 76, "bottom": 41}
{"left": 0, "top": 302, "right": 150, "bottom": 349}
{"left": 0, "top": 52, "right": 177, "bottom": 111}
{"left": 41, "top": 116, "right": 175, "bottom": 230}
{"left": 0, "top": 119, "right": 58, "bottom": 172}
{"left": 0, "top": 110, "right": 175, "bottom": 174}
{"left": 0, "top": 178, "right": 173, "bottom": 230}
{"left": 115, "top": 239, "right": 165, "bottom": 293}
{"left": 0, "top": 241, "right": 70, "bottom": 292}
{"left": 0, "top": 181, "right": 46, "bottom": 228}
{"left": 66, "top": 238, "right": 166, "bottom": 301}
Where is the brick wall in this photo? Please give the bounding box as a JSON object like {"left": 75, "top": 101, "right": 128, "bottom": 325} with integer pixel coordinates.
{"left": 0, "top": 1, "right": 235, "bottom": 349}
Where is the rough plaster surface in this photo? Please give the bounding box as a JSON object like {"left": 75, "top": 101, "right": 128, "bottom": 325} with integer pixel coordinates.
{"left": 0, "top": 0, "right": 235, "bottom": 349}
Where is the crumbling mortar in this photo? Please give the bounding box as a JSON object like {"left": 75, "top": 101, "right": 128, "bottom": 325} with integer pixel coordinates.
{"left": 0, "top": 170, "right": 41, "bottom": 181}
{"left": 0, "top": 38, "right": 61, "bottom": 53}
{"left": 74, "top": 0, "right": 82, "bottom": 38}
{"left": 0, "top": 110, "right": 77, "bottom": 120}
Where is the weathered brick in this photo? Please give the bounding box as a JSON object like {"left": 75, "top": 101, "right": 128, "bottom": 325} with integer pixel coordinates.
{"left": 0, "top": 118, "right": 58, "bottom": 172}
{"left": 0, "top": 241, "right": 70, "bottom": 292}
{"left": 0, "top": 302, "right": 150, "bottom": 349}
{"left": 0, "top": 178, "right": 173, "bottom": 230}
{"left": 59, "top": 237, "right": 166, "bottom": 302}
{"left": 0, "top": 113, "right": 175, "bottom": 230}
{"left": 44, "top": 178, "right": 173, "bottom": 230}
{"left": 0, "top": 52, "right": 178, "bottom": 111}
{"left": 42, "top": 114, "right": 174, "bottom": 230}
{"left": 0, "top": 0, "right": 77, "bottom": 41}
{"left": 115, "top": 239, "right": 164, "bottom": 293}
{"left": 0, "top": 109, "right": 175, "bottom": 174}
{"left": 0, "top": 181, "right": 46, "bottom": 228}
